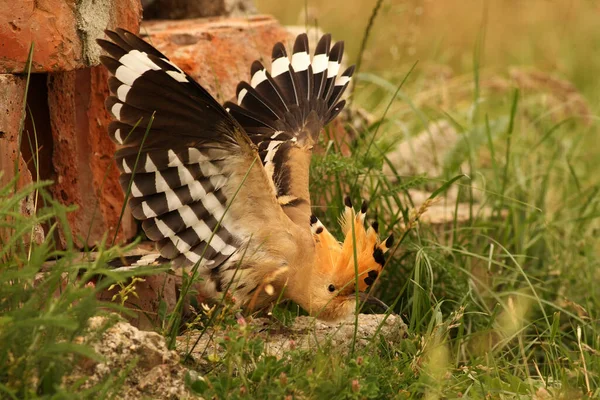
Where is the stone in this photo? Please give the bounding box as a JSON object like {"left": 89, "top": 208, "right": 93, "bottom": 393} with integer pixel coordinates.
{"left": 179, "top": 313, "right": 407, "bottom": 365}
{"left": 383, "top": 120, "right": 460, "bottom": 180}
{"left": 380, "top": 119, "right": 505, "bottom": 233}
{"left": 0, "top": 0, "right": 142, "bottom": 73}
{"left": 67, "top": 316, "right": 190, "bottom": 399}
{"left": 66, "top": 312, "right": 403, "bottom": 396}
{"left": 67, "top": 313, "right": 405, "bottom": 396}
{"left": 47, "top": 67, "right": 136, "bottom": 248}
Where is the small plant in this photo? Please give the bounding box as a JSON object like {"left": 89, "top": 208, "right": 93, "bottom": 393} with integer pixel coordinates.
{"left": 0, "top": 180, "right": 138, "bottom": 398}
{"left": 108, "top": 277, "right": 146, "bottom": 307}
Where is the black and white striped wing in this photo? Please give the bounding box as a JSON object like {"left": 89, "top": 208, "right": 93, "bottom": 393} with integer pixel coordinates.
{"left": 97, "top": 29, "right": 281, "bottom": 269}
{"left": 224, "top": 34, "right": 355, "bottom": 209}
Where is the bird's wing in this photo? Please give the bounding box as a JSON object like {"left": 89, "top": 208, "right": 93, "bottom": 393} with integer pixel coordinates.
{"left": 224, "top": 34, "right": 355, "bottom": 226}
{"left": 97, "top": 29, "right": 307, "bottom": 296}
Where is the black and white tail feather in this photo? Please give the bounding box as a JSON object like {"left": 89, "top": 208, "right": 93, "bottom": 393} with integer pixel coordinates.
{"left": 97, "top": 30, "right": 352, "bottom": 290}
{"left": 224, "top": 33, "right": 354, "bottom": 204}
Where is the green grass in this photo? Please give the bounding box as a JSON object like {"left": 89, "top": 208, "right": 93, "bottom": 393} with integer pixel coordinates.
{"left": 0, "top": 56, "right": 165, "bottom": 397}
{"left": 0, "top": 180, "right": 139, "bottom": 398}
{"left": 184, "top": 2, "right": 600, "bottom": 397}
{"left": 183, "top": 41, "right": 600, "bottom": 396}
{"left": 3, "top": 1, "right": 600, "bottom": 398}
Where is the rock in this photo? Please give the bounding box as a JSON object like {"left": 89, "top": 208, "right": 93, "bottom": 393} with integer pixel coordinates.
{"left": 47, "top": 67, "right": 136, "bottom": 248}
{"left": 67, "top": 313, "right": 403, "bottom": 397}
{"left": 143, "top": 0, "right": 257, "bottom": 20}
{"left": 0, "top": 0, "right": 142, "bottom": 73}
{"left": 179, "top": 313, "right": 407, "bottom": 364}
{"left": 381, "top": 119, "right": 462, "bottom": 221}
{"left": 383, "top": 120, "right": 459, "bottom": 179}
{"left": 69, "top": 316, "right": 191, "bottom": 399}
{"left": 508, "top": 67, "right": 593, "bottom": 126}
{"left": 381, "top": 119, "right": 503, "bottom": 229}
{"left": 1, "top": 0, "right": 142, "bottom": 246}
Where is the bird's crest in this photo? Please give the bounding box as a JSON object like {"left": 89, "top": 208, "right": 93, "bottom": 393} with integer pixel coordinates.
{"left": 310, "top": 196, "right": 393, "bottom": 292}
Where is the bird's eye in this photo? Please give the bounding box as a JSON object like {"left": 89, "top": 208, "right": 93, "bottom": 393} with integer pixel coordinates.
{"left": 328, "top": 284, "right": 336, "bottom": 292}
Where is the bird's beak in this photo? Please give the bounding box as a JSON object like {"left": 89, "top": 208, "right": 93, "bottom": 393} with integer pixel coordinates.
{"left": 357, "top": 292, "right": 390, "bottom": 313}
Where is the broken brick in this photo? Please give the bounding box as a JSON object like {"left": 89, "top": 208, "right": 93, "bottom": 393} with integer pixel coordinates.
{"left": 47, "top": 68, "right": 136, "bottom": 248}
{"left": 0, "top": 74, "right": 45, "bottom": 245}
{"left": 140, "top": 15, "right": 294, "bottom": 103}
{"left": 0, "top": 0, "right": 142, "bottom": 73}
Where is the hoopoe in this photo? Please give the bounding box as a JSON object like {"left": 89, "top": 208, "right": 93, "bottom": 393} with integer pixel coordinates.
{"left": 97, "top": 29, "right": 394, "bottom": 321}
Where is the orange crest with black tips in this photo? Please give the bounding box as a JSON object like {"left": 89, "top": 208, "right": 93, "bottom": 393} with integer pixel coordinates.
{"left": 310, "top": 196, "right": 393, "bottom": 291}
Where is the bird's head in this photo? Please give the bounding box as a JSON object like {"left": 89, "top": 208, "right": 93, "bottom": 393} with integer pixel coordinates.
{"left": 301, "top": 197, "right": 393, "bottom": 321}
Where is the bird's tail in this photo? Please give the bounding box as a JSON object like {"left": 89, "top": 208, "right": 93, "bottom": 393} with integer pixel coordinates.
{"left": 224, "top": 33, "right": 355, "bottom": 146}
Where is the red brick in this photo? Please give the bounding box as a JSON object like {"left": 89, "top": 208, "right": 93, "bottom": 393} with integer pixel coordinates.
{"left": 47, "top": 68, "right": 136, "bottom": 248}
{"left": 0, "top": 74, "right": 44, "bottom": 244}
{"left": 0, "top": 75, "right": 28, "bottom": 190}
{"left": 0, "top": 0, "right": 142, "bottom": 73}
{"left": 141, "top": 15, "right": 294, "bottom": 103}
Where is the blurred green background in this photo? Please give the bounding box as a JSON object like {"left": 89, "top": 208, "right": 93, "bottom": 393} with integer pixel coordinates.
{"left": 257, "top": 0, "right": 600, "bottom": 102}
{"left": 257, "top": 0, "right": 600, "bottom": 186}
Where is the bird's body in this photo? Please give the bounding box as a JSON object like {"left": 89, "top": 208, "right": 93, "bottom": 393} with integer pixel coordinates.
{"left": 98, "top": 29, "right": 392, "bottom": 321}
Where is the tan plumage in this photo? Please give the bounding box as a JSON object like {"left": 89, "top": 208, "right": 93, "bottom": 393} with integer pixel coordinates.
{"left": 98, "top": 29, "right": 392, "bottom": 321}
